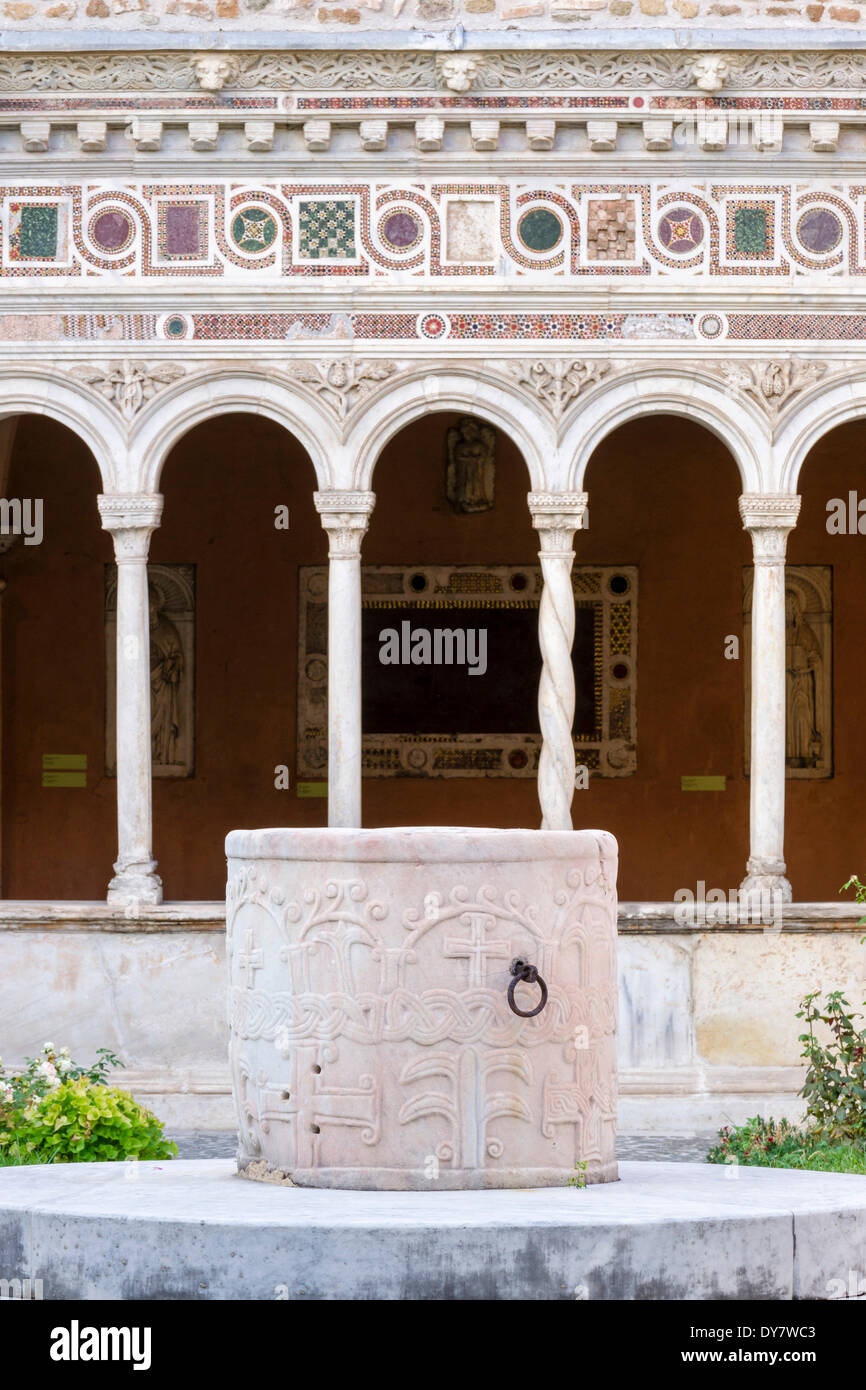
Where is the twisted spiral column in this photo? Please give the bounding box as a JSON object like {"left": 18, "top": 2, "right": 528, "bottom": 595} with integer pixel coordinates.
{"left": 529, "top": 492, "right": 588, "bottom": 831}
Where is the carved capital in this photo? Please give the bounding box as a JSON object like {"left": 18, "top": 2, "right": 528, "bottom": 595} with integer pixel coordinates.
{"left": 739, "top": 493, "right": 801, "bottom": 565}
{"left": 98, "top": 493, "right": 163, "bottom": 561}
{"left": 314, "top": 491, "right": 376, "bottom": 558}
{"left": 529, "top": 491, "right": 588, "bottom": 555}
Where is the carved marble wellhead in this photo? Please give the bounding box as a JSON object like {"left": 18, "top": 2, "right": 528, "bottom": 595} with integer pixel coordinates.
{"left": 226, "top": 826, "right": 618, "bottom": 1189}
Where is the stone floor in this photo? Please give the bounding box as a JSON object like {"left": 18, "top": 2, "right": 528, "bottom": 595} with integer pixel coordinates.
{"left": 7, "top": 1158, "right": 864, "bottom": 1298}
{"left": 167, "top": 1131, "right": 720, "bottom": 1163}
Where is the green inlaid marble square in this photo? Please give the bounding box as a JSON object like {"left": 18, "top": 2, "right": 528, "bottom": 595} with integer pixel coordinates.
{"left": 733, "top": 206, "right": 769, "bottom": 257}
{"left": 19, "top": 204, "right": 58, "bottom": 259}
{"left": 298, "top": 199, "right": 356, "bottom": 260}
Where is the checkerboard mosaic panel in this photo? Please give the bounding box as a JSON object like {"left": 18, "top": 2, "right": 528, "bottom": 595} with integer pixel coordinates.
{"left": 1, "top": 179, "right": 865, "bottom": 282}
{"left": 297, "top": 198, "right": 357, "bottom": 261}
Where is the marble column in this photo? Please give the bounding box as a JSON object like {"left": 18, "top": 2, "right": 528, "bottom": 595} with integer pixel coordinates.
{"left": 739, "top": 493, "right": 801, "bottom": 906}
{"left": 314, "top": 491, "right": 376, "bottom": 829}
{"left": 528, "top": 492, "right": 588, "bottom": 831}
{"left": 98, "top": 493, "right": 163, "bottom": 905}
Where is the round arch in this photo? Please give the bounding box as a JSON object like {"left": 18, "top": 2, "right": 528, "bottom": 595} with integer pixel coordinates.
{"left": 129, "top": 370, "right": 342, "bottom": 494}
{"left": 558, "top": 368, "right": 770, "bottom": 495}
{"left": 342, "top": 367, "right": 554, "bottom": 493}
{"left": 0, "top": 369, "right": 124, "bottom": 492}
{"left": 774, "top": 373, "right": 866, "bottom": 492}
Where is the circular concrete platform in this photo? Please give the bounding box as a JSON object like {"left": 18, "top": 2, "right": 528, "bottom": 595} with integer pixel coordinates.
{"left": 1, "top": 1159, "right": 865, "bottom": 1300}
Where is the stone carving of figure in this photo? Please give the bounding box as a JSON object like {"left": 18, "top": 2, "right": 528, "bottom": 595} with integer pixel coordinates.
{"left": 192, "top": 54, "right": 240, "bottom": 93}
{"left": 436, "top": 54, "right": 484, "bottom": 94}
{"left": 445, "top": 417, "right": 496, "bottom": 514}
{"left": 691, "top": 54, "right": 730, "bottom": 93}
{"left": 149, "top": 581, "right": 184, "bottom": 766}
{"left": 785, "top": 590, "right": 822, "bottom": 768}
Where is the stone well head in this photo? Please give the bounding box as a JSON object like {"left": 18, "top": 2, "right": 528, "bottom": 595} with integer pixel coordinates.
{"left": 226, "top": 826, "right": 618, "bottom": 1190}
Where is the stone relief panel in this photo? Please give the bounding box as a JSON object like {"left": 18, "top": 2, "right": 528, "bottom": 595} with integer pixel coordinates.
{"left": 297, "top": 563, "right": 637, "bottom": 780}
{"left": 445, "top": 416, "right": 496, "bottom": 514}
{"left": 3, "top": 53, "right": 866, "bottom": 94}
{"left": 105, "top": 561, "right": 195, "bottom": 778}
{"left": 743, "top": 565, "right": 832, "bottom": 780}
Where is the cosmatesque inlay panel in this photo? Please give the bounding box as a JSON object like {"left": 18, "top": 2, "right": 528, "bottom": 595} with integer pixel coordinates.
{"left": 3, "top": 178, "right": 866, "bottom": 283}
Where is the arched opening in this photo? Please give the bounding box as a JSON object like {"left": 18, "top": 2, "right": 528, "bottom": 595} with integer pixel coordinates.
{"left": 151, "top": 411, "right": 324, "bottom": 899}
{"left": 360, "top": 408, "right": 540, "bottom": 829}
{"left": 786, "top": 418, "right": 866, "bottom": 898}
{"left": 2, "top": 414, "right": 113, "bottom": 898}
{"left": 582, "top": 413, "right": 748, "bottom": 901}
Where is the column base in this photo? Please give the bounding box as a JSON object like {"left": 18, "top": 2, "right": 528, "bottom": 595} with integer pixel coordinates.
{"left": 739, "top": 859, "right": 792, "bottom": 907}
{"left": 107, "top": 863, "right": 163, "bottom": 908}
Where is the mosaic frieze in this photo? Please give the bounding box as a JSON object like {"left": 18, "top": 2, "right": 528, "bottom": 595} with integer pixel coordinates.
{"left": 5, "top": 179, "right": 866, "bottom": 282}
{"left": 5, "top": 309, "right": 866, "bottom": 344}
{"left": 4, "top": 308, "right": 866, "bottom": 344}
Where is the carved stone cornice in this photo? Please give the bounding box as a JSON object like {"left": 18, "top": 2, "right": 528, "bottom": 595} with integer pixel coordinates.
{"left": 3, "top": 50, "right": 866, "bottom": 96}
{"left": 71, "top": 361, "right": 185, "bottom": 421}
{"left": 717, "top": 360, "right": 827, "bottom": 421}
{"left": 285, "top": 359, "right": 398, "bottom": 423}
{"left": 511, "top": 361, "right": 611, "bottom": 422}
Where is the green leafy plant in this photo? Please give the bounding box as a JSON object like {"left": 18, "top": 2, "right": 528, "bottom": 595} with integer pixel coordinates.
{"left": 4, "top": 1078, "right": 177, "bottom": 1163}
{"left": 0, "top": 1138, "right": 60, "bottom": 1167}
{"left": 797, "top": 990, "right": 866, "bottom": 1143}
{"left": 707, "top": 1116, "right": 805, "bottom": 1166}
{"left": 706, "top": 1117, "right": 865, "bottom": 1173}
{"left": 0, "top": 1042, "right": 175, "bottom": 1164}
{"left": 568, "top": 1158, "right": 588, "bottom": 1189}
{"left": 706, "top": 983, "right": 866, "bottom": 1171}
{"left": 840, "top": 875, "right": 866, "bottom": 941}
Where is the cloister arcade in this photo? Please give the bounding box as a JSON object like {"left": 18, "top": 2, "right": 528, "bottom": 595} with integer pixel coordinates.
{"left": 1, "top": 363, "right": 864, "bottom": 908}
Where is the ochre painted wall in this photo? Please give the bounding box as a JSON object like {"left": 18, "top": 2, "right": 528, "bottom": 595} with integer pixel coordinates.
{"left": 4, "top": 410, "right": 864, "bottom": 902}
{"left": 4, "top": 417, "right": 114, "bottom": 899}
{"left": 787, "top": 419, "right": 866, "bottom": 901}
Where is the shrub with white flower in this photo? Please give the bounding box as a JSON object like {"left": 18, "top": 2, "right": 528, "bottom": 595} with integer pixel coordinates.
{"left": 0, "top": 1044, "right": 175, "bottom": 1165}
{"left": 0, "top": 1044, "right": 122, "bottom": 1150}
